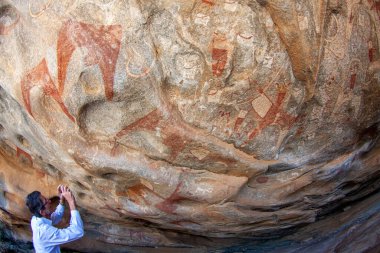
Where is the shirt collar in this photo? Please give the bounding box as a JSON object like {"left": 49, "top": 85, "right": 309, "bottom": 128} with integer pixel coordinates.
{"left": 33, "top": 215, "right": 52, "bottom": 226}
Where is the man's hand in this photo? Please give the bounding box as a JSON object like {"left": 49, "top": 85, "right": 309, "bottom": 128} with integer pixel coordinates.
{"left": 57, "top": 185, "right": 65, "bottom": 205}
{"left": 59, "top": 185, "right": 77, "bottom": 210}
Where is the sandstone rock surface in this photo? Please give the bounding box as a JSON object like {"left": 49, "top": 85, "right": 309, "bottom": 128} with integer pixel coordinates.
{"left": 0, "top": 0, "right": 380, "bottom": 252}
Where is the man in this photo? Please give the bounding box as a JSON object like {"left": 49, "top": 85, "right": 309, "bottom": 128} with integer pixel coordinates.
{"left": 26, "top": 185, "right": 84, "bottom": 253}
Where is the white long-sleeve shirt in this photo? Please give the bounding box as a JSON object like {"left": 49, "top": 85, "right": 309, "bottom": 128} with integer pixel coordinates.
{"left": 31, "top": 204, "right": 84, "bottom": 253}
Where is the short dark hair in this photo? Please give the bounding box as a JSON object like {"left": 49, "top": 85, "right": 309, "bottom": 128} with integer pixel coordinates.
{"left": 26, "top": 191, "right": 43, "bottom": 217}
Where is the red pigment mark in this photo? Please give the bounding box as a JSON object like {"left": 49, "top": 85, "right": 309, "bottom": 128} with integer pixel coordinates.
{"left": 237, "top": 33, "right": 253, "bottom": 40}
{"left": 116, "top": 109, "right": 162, "bottom": 138}
{"left": 35, "top": 170, "right": 46, "bottom": 179}
{"left": 155, "top": 182, "right": 185, "bottom": 214}
{"left": 126, "top": 183, "right": 164, "bottom": 205}
{"left": 125, "top": 184, "right": 151, "bottom": 205}
{"left": 16, "top": 147, "right": 33, "bottom": 165}
{"left": 295, "top": 126, "right": 304, "bottom": 136}
{"left": 162, "top": 131, "right": 188, "bottom": 160}
{"left": 0, "top": 5, "right": 20, "bottom": 35}
{"left": 349, "top": 11, "right": 354, "bottom": 23}
{"left": 350, "top": 74, "right": 357, "bottom": 89}
{"left": 57, "top": 20, "right": 122, "bottom": 100}
{"left": 368, "top": 0, "right": 380, "bottom": 19}
{"left": 110, "top": 140, "right": 119, "bottom": 156}
{"left": 212, "top": 48, "right": 227, "bottom": 77}
{"left": 276, "top": 110, "right": 298, "bottom": 127}
{"left": 248, "top": 77, "right": 258, "bottom": 87}
{"left": 115, "top": 109, "right": 187, "bottom": 160}
{"left": 234, "top": 117, "right": 245, "bottom": 132}
{"left": 208, "top": 89, "right": 218, "bottom": 95}
{"left": 248, "top": 89, "right": 287, "bottom": 140}
{"left": 202, "top": 0, "right": 215, "bottom": 6}
{"left": 21, "top": 59, "right": 75, "bottom": 122}
{"left": 219, "top": 110, "right": 231, "bottom": 123}
{"left": 369, "top": 48, "right": 375, "bottom": 62}
{"left": 368, "top": 41, "right": 376, "bottom": 62}
{"left": 256, "top": 176, "right": 268, "bottom": 183}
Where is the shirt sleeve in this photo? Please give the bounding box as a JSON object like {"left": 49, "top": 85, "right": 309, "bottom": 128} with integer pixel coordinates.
{"left": 38, "top": 210, "right": 84, "bottom": 247}
{"left": 50, "top": 203, "right": 65, "bottom": 225}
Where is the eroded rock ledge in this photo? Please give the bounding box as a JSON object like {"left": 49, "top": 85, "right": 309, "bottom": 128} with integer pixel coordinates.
{"left": 0, "top": 0, "right": 379, "bottom": 252}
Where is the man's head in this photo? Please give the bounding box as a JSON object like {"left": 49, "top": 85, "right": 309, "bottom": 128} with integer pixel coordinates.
{"left": 26, "top": 191, "right": 53, "bottom": 218}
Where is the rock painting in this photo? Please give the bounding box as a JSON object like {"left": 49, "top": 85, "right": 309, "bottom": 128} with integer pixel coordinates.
{"left": 57, "top": 20, "right": 122, "bottom": 100}
{"left": 212, "top": 48, "right": 228, "bottom": 77}
{"left": 162, "top": 131, "right": 187, "bottom": 160}
{"left": 16, "top": 147, "right": 32, "bottom": 166}
{"left": 2, "top": 1, "right": 380, "bottom": 250}
{"left": 20, "top": 20, "right": 123, "bottom": 121}
{"left": 155, "top": 182, "right": 184, "bottom": 214}
{"left": 227, "top": 84, "right": 296, "bottom": 143}
{"left": 349, "top": 61, "right": 359, "bottom": 90}
{"left": 247, "top": 84, "right": 296, "bottom": 141}
{"left": 28, "top": 0, "right": 52, "bottom": 18}
{"left": 116, "top": 109, "right": 162, "bottom": 138}
{"left": 125, "top": 184, "right": 151, "bottom": 206}
{"left": 202, "top": 0, "right": 215, "bottom": 6}
{"left": 116, "top": 109, "right": 188, "bottom": 160}
{"left": 233, "top": 110, "right": 248, "bottom": 132}
{"left": 368, "top": 40, "right": 376, "bottom": 62}
{"left": 211, "top": 33, "right": 229, "bottom": 77}
{"left": 21, "top": 59, "right": 75, "bottom": 122}
{"left": 368, "top": 0, "right": 380, "bottom": 19}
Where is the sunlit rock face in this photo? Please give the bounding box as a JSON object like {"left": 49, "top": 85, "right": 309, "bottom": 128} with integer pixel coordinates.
{"left": 0, "top": 0, "right": 380, "bottom": 251}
